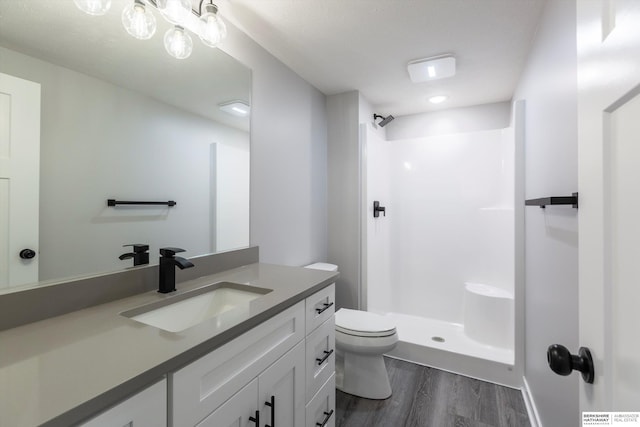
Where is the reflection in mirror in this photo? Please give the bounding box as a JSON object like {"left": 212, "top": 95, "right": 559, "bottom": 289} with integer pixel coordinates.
{"left": 0, "top": 0, "right": 251, "bottom": 291}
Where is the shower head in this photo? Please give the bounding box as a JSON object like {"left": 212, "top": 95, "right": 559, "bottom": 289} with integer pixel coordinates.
{"left": 373, "top": 113, "right": 395, "bottom": 127}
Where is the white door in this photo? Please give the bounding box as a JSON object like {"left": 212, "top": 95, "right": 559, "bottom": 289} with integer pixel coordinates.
{"left": 0, "top": 72, "right": 40, "bottom": 288}
{"left": 577, "top": 0, "right": 640, "bottom": 411}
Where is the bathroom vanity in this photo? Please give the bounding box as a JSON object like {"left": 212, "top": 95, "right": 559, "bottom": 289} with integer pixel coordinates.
{"left": 0, "top": 259, "right": 337, "bottom": 427}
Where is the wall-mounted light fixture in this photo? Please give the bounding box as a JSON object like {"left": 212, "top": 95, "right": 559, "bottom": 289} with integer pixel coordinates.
{"left": 121, "top": 0, "right": 157, "bottom": 40}
{"left": 73, "top": 0, "right": 112, "bottom": 16}
{"left": 74, "top": 0, "right": 227, "bottom": 59}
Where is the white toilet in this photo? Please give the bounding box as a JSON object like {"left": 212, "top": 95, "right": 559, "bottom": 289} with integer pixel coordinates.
{"left": 305, "top": 263, "right": 398, "bottom": 400}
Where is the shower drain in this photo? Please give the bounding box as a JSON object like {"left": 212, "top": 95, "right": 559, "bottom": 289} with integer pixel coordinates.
{"left": 431, "top": 336, "right": 445, "bottom": 343}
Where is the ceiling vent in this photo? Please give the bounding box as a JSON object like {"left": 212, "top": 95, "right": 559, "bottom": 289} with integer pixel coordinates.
{"left": 407, "top": 54, "right": 456, "bottom": 83}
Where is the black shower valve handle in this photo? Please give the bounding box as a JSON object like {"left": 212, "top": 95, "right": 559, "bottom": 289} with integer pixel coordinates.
{"left": 373, "top": 201, "right": 386, "bottom": 218}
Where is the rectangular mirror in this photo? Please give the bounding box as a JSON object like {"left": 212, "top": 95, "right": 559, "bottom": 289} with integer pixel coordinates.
{"left": 0, "top": 0, "right": 251, "bottom": 291}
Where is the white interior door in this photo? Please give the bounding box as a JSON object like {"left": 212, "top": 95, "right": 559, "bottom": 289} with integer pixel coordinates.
{"left": 578, "top": 0, "right": 640, "bottom": 411}
{"left": 0, "top": 72, "right": 40, "bottom": 288}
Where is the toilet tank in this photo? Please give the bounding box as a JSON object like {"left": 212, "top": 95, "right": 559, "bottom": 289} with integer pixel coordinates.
{"left": 304, "top": 263, "right": 338, "bottom": 272}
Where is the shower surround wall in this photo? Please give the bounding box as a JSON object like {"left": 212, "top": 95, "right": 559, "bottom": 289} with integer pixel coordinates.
{"left": 365, "top": 122, "right": 516, "bottom": 383}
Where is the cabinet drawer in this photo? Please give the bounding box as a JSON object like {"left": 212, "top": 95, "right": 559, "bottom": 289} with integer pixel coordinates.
{"left": 305, "top": 316, "right": 335, "bottom": 402}
{"left": 306, "top": 374, "right": 335, "bottom": 427}
{"left": 171, "top": 301, "right": 305, "bottom": 427}
{"left": 79, "top": 379, "right": 166, "bottom": 427}
{"left": 305, "top": 284, "right": 335, "bottom": 335}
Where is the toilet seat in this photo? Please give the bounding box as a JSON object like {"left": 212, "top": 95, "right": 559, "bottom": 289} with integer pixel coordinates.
{"left": 335, "top": 308, "right": 397, "bottom": 338}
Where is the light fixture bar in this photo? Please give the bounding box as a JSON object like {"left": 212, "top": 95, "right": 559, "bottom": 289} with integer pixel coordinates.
{"left": 75, "top": 0, "right": 228, "bottom": 59}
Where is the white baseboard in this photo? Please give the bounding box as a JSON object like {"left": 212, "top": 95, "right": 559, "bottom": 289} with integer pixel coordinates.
{"left": 522, "top": 376, "right": 543, "bottom": 427}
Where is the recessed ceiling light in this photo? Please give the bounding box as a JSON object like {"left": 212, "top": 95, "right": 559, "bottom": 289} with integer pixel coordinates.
{"left": 407, "top": 54, "right": 456, "bottom": 83}
{"left": 219, "top": 100, "right": 250, "bottom": 117}
{"left": 429, "top": 95, "right": 448, "bottom": 104}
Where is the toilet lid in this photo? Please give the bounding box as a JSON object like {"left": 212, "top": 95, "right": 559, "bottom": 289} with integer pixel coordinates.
{"left": 335, "top": 309, "right": 397, "bottom": 337}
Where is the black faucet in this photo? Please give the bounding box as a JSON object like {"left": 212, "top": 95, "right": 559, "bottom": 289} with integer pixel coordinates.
{"left": 119, "top": 244, "right": 149, "bottom": 266}
{"left": 158, "top": 247, "right": 194, "bottom": 293}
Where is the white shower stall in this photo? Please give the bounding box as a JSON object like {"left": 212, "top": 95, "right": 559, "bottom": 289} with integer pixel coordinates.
{"left": 362, "top": 122, "right": 517, "bottom": 385}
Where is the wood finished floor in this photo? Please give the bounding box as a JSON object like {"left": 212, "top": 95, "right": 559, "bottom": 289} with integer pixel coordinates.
{"left": 336, "top": 357, "right": 530, "bottom": 427}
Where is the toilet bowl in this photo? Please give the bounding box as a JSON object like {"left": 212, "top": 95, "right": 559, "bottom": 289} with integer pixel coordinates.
{"left": 334, "top": 308, "right": 398, "bottom": 399}
{"left": 304, "top": 262, "right": 398, "bottom": 400}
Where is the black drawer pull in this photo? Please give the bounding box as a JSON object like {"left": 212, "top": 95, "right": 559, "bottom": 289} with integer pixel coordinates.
{"left": 315, "top": 349, "right": 334, "bottom": 365}
{"left": 265, "top": 395, "right": 275, "bottom": 427}
{"left": 249, "top": 410, "right": 260, "bottom": 425}
{"left": 316, "top": 409, "right": 334, "bottom": 427}
{"left": 315, "top": 302, "right": 334, "bottom": 314}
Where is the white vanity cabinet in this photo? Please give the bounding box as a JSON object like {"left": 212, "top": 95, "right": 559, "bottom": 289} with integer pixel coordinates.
{"left": 171, "top": 285, "right": 336, "bottom": 427}
{"left": 78, "top": 378, "right": 166, "bottom": 427}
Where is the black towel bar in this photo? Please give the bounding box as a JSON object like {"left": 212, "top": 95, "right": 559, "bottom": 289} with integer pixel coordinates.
{"left": 107, "top": 199, "right": 176, "bottom": 207}
{"left": 525, "top": 192, "right": 578, "bottom": 209}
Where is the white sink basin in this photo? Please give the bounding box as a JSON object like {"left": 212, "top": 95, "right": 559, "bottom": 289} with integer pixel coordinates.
{"left": 121, "top": 282, "right": 272, "bottom": 332}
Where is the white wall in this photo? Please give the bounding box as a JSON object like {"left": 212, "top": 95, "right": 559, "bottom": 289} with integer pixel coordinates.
{"left": 1, "top": 47, "right": 250, "bottom": 281}
{"left": 222, "top": 25, "right": 328, "bottom": 266}
{"left": 513, "top": 1, "right": 579, "bottom": 426}
{"left": 326, "top": 91, "right": 361, "bottom": 309}
{"left": 386, "top": 102, "right": 511, "bottom": 140}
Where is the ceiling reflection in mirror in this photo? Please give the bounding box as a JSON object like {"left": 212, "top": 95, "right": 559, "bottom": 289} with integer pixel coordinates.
{"left": 0, "top": 0, "right": 251, "bottom": 292}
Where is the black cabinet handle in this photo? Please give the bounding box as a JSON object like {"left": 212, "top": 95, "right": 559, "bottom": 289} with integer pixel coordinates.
{"left": 547, "top": 344, "right": 594, "bottom": 384}
{"left": 315, "top": 302, "right": 334, "bottom": 314}
{"left": 249, "top": 410, "right": 260, "bottom": 425}
{"left": 316, "top": 409, "right": 334, "bottom": 427}
{"left": 265, "top": 395, "right": 275, "bottom": 427}
{"left": 316, "top": 349, "right": 334, "bottom": 365}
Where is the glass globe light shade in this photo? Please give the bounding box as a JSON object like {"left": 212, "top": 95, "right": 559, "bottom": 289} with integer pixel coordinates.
{"left": 198, "top": 3, "right": 227, "bottom": 48}
{"left": 164, "top": 26, "right": 193, "bottom": 59}
{"left": 73, "top": 0, "right": 111, "bottom": 16}
{"left": 156, "top": 0, "right": 191, "bottom": 25}
{"left": 122, "top": 1, "right": 156, "bottom": 40}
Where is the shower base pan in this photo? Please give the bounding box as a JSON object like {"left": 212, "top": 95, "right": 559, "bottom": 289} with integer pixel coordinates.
{"left": 383, "top": 312, "right": 519, "bottom": 388}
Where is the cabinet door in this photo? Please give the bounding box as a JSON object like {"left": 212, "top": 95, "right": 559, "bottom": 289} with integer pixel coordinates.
{"left": 79, "top": 379, "right": 166, "bottom": 427}
{"left": 196, "top": 378, "right": 258, "bottom": 427}
{"left": 258, "top": 341, "right": 306, "bottom": 427}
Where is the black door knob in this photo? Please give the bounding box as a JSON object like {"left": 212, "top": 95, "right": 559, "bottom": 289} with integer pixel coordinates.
{"left": 547, "top": 344, "right": 594, "bottom": 384}
{"left": 19, "top": 249, "right": 37, "bottom": 259}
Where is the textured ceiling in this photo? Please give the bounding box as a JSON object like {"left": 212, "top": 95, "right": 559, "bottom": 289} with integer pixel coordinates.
{"left": 221, "top": 0, "right": 547, "bottom": 116}
{"left": 1, "top": 1, "right": 547, "bottom": 121}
